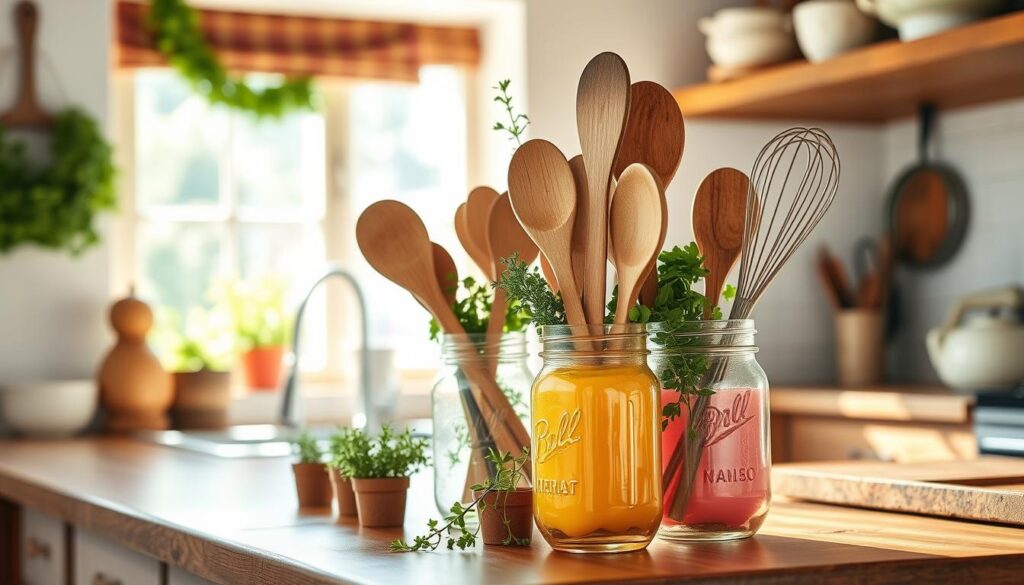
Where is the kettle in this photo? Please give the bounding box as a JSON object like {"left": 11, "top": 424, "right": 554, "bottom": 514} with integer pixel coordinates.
{"left": 926, "top": 286, "right": 1024, "bottom": 392}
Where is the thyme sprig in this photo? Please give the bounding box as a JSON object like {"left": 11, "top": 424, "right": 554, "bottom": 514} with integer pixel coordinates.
{"left": 496, "top": 254, "right": 565, "bottom": 327}
{"left": 390, "top": 448, "right": 530, "bottom": 552}
{"left": 492, "top": 79, "right": 530, "bottom": 146}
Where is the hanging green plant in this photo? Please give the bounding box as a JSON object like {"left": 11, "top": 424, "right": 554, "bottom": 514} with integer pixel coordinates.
{"left": 0, "top": 108, "right": 116, "bottom": 255}
{"left": 148, "top": 0, "right": 315, "bottom": 118}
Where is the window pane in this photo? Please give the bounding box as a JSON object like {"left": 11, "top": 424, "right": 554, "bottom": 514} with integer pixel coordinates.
{"left": 136, "top": 222, "right": 228, "bottom": 316}
{"left": 349, "top": 67, "right": 468, "bottom": 369}
{"left": 135, "top": 70, "right": 229, "bottom": 208}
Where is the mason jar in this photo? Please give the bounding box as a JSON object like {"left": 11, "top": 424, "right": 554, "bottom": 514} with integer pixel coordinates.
{"left": 431, "top": 332, "right": 532, "bottom": 516}
{"left": 649, "top": 319, "right": 770, "bottom": 542}
{"left": 532, "top": 324, "right": 662, "bottom": 553}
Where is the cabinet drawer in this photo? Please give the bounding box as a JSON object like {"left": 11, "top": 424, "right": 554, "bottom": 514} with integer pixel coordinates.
{"left": 168, "top": 566, "right": 215, "bottom": 585}
{"left": 787, "top": 417, "right": 976, "bottom": 462}
{"left": 21, "top": 507, "right": 66, "bottom": 585}
{"left": 74, "top": 529, "right": 161, "bottom": 585}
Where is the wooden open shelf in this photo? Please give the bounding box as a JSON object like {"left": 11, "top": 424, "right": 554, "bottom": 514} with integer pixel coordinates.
{"left": 674, "top": 12, "right": 1024, "bottom": 123}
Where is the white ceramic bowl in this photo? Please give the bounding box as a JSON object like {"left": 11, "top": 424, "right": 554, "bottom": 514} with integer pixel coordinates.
{"left": 856, "top": 0, "right": 1005, "bottom": 40}
{"left": 795, "top": 0, "right": 878, "bottom": 62}
{"left": 0, "top": 380, "right": 98, "bottom": 437}
{"left": 700, "top": 8, "right": 799, "bottom": 68}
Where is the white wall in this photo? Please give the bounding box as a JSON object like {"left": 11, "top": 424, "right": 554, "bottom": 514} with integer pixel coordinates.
{"left": 883, "top": 97, "right": 1024, "bottom": 383}
{"left": 0, "top": 0, "right": 112, "bottom": 382}
{"left": 525, "top": 0, "right": 888, "bottom": 384}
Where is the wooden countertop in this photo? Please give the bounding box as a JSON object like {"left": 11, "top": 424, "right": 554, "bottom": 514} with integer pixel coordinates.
{"left": 2, "top": 438, "right": 1023, "bottom": 584}
{"left": 771, "top": 386, "right": 973, "bottom": 424}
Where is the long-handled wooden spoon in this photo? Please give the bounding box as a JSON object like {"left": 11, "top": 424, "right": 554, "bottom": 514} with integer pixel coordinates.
{"left": 576, "top": 52, "right": 631, "bottom": 325}
{"left": 568, "top": 155, "right": 588, "bottom": 295}
{"left": 507, "top": 139, "right": 588, "bottom": 327}
{"left": 455, "top": 204, "right": 490, "bottom": 277}
{"left": 356, "top": 201, "right": 531, "bottom": 471}
{"left": 466, "top": 186, "right": 501, "bottom": 278}
{"left": 432, "top": 242, "right": 459, "bottom": 307}
{"left": 540, "top": 254, "right": 559, "bottom": 294}
{"left": 610, "top": 164, "right": 666, "bottom": 324}
{"left": 612, "top": 81, "right": 686, "bottom": 307}
{"left": 692, "top": 168, "right": 750, "bottom": 319}
{"left": 485, "top": 194, "right": 540, "bottom": 370}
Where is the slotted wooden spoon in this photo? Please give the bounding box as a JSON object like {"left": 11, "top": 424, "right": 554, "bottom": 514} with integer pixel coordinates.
{"left": 692, "top": 168, "right": 750, "bottom": 319}
{"left": 507, "top": 139, "right": 587, "bottom": 327}
{"left": 610, "top": 164, "right": 666, "bottom": 324}
{"left": 576, "top": 52, "right": 631, "bottom": 325}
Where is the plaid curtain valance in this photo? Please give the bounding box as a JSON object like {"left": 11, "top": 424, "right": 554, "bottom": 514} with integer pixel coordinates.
{"left": 115, "top": 1, "right": 481, "bottom": 82}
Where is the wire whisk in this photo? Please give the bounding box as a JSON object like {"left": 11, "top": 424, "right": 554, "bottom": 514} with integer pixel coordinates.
{"left": 730, "top": 127, "right": 840, "bottom": 319}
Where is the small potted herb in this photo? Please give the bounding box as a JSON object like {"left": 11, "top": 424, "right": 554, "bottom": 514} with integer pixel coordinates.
{"left": 334, "top": 425, "right": 429, "bottom": 528}
{"left": 392, "top": 448, "right": 532, "bottom": 551}
{"left": 212, "top": 277, "right": 290, "bottom": 392}
{"left": 326, "top": 427, "right": 359, "bottom": 519}
{"left": 290, "top": 430, "right": 331, "bottom": 508}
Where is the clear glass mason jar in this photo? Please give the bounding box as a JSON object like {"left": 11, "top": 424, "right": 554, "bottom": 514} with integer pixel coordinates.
{"left": 649, "top": 319, "right": 770, "bottom": 542}
{"left": 431, "top": 332, "right": 532, "bottom": 516}
{"left": 532, "top": 324, "right": 662, "bottom": 553}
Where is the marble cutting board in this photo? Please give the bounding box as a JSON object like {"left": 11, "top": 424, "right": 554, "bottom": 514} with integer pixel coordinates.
{"left": 772, "top": 457, "right": 1024, "bottom": 526}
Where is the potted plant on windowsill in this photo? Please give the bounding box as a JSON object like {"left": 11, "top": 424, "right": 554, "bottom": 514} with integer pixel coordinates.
{"left": 333, "top": 425, "right": 429, "bottom": 528}
{"left": 391, "top": 448, "right": 532, "bottom": 551}
{"left": 213, "top": 277, "right": 290, "bottom": 392}
{"left": 327, "top": 427, "right": 359, "bottom": 520}
{"left": 291, "top": 430, "right": 332, "bottom": 508}
{"left": 156, "top": 308, "right": 235, "bottom": 430}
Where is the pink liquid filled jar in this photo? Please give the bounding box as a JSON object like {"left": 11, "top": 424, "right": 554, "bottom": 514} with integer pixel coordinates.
{"left": 648, "top": 319, "right": 770, "bottom": 541}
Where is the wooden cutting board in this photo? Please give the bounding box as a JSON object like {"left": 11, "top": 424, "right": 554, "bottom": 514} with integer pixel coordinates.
{"left": 772, "top": 457, "right": 1024, "bottom": 526}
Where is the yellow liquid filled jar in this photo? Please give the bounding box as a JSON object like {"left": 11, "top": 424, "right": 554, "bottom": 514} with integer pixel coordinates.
{"left": 532, "top": 324, "right": 662, "bottom": 553}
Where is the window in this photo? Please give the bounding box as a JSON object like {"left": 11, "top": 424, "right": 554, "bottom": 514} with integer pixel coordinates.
{"left": 118, "top": 66, "right": 471, "bottom": 389}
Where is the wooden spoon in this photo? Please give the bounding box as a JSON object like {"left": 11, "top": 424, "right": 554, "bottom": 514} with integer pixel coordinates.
{"left": 540, "top": 254, "right": 559, "bottom": 294}
{"left": 466, "top": 187, "right": 501, "bottom": 278}
{"left": 432, "top": 242, "right": 459, "bottom": 307}
{"left": 507, "top": 139, "right": 587, "bottom": 327}
{"left": 356, "top": 201, "right": 531, "bottom": 468}
{"left": 610, "top": 164, "right": 665, "bottom": 325}
{"left": 692, "top": 168, "right": 750, "bottom": 319}
{"left": 455, "top": 204, "right": 490, "bottom": 278}
{"left": 576, "top": 52, "right": 631, "bottom": 325}
{"left": 485, "top": 194, "right": 540, "bottom": 366}
{"left": 568, "top": 155, "right": 588, "bottom": 295}
{"left": 612, "top": 81, "right": 685, "bottom": 307}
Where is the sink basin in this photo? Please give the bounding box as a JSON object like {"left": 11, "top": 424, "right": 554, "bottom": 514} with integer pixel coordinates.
{"left": 136, "top": 421, "right": 432, "bottom": 458}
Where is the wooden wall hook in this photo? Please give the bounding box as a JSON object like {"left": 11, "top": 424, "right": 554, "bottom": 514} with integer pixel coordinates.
{"left": 1, "top": 0, "right": 55, "bottom": 129}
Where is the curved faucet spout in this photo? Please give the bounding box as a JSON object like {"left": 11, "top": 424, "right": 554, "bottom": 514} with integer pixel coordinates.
{"left": 280, "top": 267, "right": 372, "bottom": 430}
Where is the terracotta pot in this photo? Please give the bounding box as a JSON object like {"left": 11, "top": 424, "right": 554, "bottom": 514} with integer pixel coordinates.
{"left": 474, "top": 488, "right": 533, "bottom": 546}
{"left": 351, "top": 477, "right": 410, "bottom": 527}
{"left": 172, "top": 370, "right": 232, "bottom": 429}
{"left": 292, "top": 463, "right": 332, "bottom": 508}
{"left": 241, "top": 345, "right": 285, "bottom": 391}
{"left": 328, "top": 467, "right": 358, "bottom": 519}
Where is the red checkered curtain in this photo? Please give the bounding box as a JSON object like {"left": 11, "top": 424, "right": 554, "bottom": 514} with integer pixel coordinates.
{"left": 115, "top": 1, "right": 481, "bottom": 82}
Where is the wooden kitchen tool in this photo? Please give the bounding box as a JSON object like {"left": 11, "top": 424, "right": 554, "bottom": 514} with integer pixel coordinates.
{"left": 507, "top": 139, "right": 587, "bottom": 327}
{"left": 455, "top": 204, "right": 490, "bottom": 278}
{"left": 613, "top": 81, "right": 685, "bottom": 308}
{"left": 97, "top": 294, "right": 173, "bottom": 432}
{"left": 431, "top": 242, "right": 459, "bottom": 307}
{"left": 1, "top": 1, "right": 54, "bottom": 129}
{"left": 356, "top": 201, "right": 531, "bottom": 470}
{"left": 576, "top": 52, "right": 631, "bottom": 325}
{"left": 609, "top": 164, "right": 665, "bottom": 325}
{"left": 485, "top": 193, "right": 539, "bottom": 369}
{"left": 568, "top": 155, "right": 589, "bottom": 295}
{"left": 773, "top": 457, "right": 1024, "bottom": 526}
{"left": 692, "top": 167, "right": 750, "bottom": 318}
{"left": 540, "top": 254, "right": 559, "bottom": 294}
{"left": 466, "top": 187, "right": 501, "bottom": 278}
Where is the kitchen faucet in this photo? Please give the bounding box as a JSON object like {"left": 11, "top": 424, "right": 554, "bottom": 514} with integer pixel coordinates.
{"left": 279, "top": 267, "right": 374, "bottom": 431}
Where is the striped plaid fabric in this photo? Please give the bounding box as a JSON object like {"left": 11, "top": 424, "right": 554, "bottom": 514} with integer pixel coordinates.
{"left": 116, "top": 1, "right": 480, "bottom": 81}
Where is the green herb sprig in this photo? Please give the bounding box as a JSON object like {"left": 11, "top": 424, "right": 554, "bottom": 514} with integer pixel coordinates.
{"left": 332, "top": 425, "right": 429, "bottom": 479}
{"left": 496, "top": 254, "right": 565, "bottom": 327}
{"left": 391, "top": 448, "right": 530, "bottom": 552}
{"left": 291, "top": 430, "right": 323, "bottom": 464}
{"left": 429, "top": 276, "right": 530, "bottom": 341}
{"left": 492, "top": 79, "right": 529, "bottom": 146}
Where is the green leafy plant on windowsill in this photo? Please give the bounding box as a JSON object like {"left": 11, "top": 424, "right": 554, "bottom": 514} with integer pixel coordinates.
{"left": 211, "top": 276, "right": 291, "bottom": 351}
{"left": 391, "top": 447, "right": 531, "bottom": 551}
{"left": 152, "top": 306, "right": 236, "bottom": 373}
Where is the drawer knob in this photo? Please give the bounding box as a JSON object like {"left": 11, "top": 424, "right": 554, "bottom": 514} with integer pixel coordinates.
{"left": 93, "top": 572, "right": 123, "bottom": 585}
{"left": 26, "top": 537, "right": 50, "bottom": 560}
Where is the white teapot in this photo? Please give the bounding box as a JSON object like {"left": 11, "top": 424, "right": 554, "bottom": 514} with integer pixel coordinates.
{"left": 926, "top": 286, "right": 1024, "bottom": 391}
